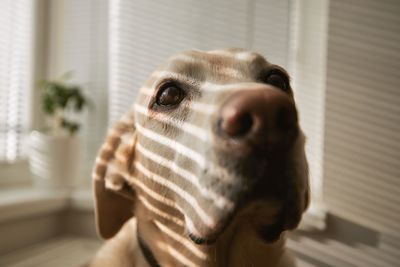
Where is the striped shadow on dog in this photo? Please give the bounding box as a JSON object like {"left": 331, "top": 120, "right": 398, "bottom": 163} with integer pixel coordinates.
{"left": 89, "top": 48, "right": 309, "bottom": 267}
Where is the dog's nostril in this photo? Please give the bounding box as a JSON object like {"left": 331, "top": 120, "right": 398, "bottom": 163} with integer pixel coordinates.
{"left": 220, "top": 110, "right": 253, "bottom": 137}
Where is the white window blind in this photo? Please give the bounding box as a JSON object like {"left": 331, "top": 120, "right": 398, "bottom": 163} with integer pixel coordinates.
{"left": 0, "top": 0, "right": 34, "bottom": 162}
{"left": 109, "top": 0, "right": 292, "bottom": 123}
{"left": 324, "top": 0, "right": 400, "bottom": 236}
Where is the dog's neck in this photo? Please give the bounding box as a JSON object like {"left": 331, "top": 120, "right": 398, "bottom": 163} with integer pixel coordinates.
{"left": 137, "top": 214, "right": 291, "bottom": 267}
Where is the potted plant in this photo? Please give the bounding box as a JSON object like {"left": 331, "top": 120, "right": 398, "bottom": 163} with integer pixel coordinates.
{"left": 29, "top": 73, "right": 89, "bottom": 189}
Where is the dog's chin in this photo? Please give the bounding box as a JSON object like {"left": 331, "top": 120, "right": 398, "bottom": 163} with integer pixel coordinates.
{"left": 185, "top": 213, "right": 235, "bottom": 245}
{"left": 182, "top": 148, "right": 295, "bottom": 246}
{"left": 186, "top": 199, "right": 284, "bottom": 246}
{"left": 187, "top": 222, "right": 283, "bottom": 245}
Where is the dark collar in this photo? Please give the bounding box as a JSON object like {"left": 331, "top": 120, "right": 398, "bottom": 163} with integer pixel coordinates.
{"left": 137, "top": 231, "right": 161, "bottom": 267}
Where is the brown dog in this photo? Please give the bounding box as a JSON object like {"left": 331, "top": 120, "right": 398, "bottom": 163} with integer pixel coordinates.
{"left": 89, "top": 48, "right": 309, "bottom": 267}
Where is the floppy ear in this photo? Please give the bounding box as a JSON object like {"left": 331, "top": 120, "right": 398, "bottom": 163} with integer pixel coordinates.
{"left": 92, "top": 112, "right": 137, "bottom": 239}
{"left": 282, "top": 132, "right": 310, "bottom": 231}
{"left": 262, "top": 133, "right": 310, "bottom": 242}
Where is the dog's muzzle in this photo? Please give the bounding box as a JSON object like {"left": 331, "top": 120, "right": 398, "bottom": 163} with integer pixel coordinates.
{"left": 185, "top": 85, "right": 299, "bottom": 244}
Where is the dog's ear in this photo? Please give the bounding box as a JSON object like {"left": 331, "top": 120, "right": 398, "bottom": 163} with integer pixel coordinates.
{"left": 264, "top": 68, "right": 308, "bottom": 234}
{"left": 282, "top": 133, "right": 310, "bottom": 231}
{"left": 92, "top": 112, "right": 137, "bottom": 239}
{"left": 262, "top": 134, "right": 310, "bottom": 242}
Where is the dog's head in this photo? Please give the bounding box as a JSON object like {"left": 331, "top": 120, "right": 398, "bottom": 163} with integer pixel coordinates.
{"left": 93, "top": 48, "right": 309, "bottom": 245}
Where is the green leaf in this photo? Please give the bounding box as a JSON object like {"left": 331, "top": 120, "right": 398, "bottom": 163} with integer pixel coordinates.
{"left": 61, "top": 118, "right": 80, "bottom": 135}
{"left": 42, "top": 95, "right": 55, "bottom": 115}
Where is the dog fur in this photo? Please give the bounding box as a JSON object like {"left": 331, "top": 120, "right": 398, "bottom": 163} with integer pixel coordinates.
{"left": 89, "top": 48, "right": 309, "bottom": 267}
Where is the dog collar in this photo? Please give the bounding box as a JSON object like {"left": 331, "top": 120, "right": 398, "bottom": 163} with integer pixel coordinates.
{"left": 137, "top": 232, "right": 161, "bottom": 267}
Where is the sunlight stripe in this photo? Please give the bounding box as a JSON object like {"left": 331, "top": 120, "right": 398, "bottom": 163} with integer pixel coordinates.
{"left": 170, "top": 54, "right": 245, "bottom": 78}
{"left": 190, "top": 101, "right": 216, "bottom": 114}
{"left": 95, "top": 155, "right": 208, "bottom": 218}
{"left": 155, "top": 241, "right": 199, "bottom": 267}
{"left": 234, "top": 51, "right": 257, "bottom": 61}
{"left": 199, "top": 81, "right": 250, "bottom": 92}
{"left": 135, "top": 122, "right": 206, "bottom": 169}
{"left": 174, "top": 50, "right": 257, "bottom": 63}
{"left": 135, "top": 161, "right": 215, "bottom": 228}
{"left": 207, "top": 50, "right": 234, "bottom": 57}
{"left": 136, "top": 142, "right": 233, "bottom": 209}
{"left": 137, "top": 195, "right": 184, "bottom": 227}
{"left": 136, "top": 122, "right": 235, "bottom": 183}
{"left": 130, "top": 177, "right": 175, "bottom": 208}
{"left": 168, "top": 245, "right": 199, "bottom": 267}
{"left": 150, "top": 70, "right": 256, "bottom": 92}
{"left": 151, "top": 70, "right": 200, "bottom": 86}
{"left": 154, "top": 220, "right": 208, "bottom": 260}
{"left": 174, "top": 204, "right": 202, "bottom": 238}
{"left": 94, "top": 157, "right": 107, "bottom": 167}
{"left": 217, "top": 67, "right": 245, "bottom": 78}
{"left": 134, "top": 104, "right": 209, "bottom": 141}
{"left": 184, "top": 214, "right": 201, "bottom": 237}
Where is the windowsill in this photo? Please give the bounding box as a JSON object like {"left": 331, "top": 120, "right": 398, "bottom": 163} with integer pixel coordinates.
{"left": 0, "top": 187, "right": 325, "bottom": 231}
{"left": 299, "top": 203, "right": 327, "bottom": 231}
{"left": 0, "top": 187, "right": 94, "bottom": 223}
{"left": 70, "top": 188, "right": 94, "bottom": 211}
{"left": 0, "top": 160, "right": 33, "bottom": 189}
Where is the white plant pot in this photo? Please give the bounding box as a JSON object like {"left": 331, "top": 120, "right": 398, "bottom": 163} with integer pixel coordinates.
{"left": 28, "top": 131, "right": 82, "bottom": 189}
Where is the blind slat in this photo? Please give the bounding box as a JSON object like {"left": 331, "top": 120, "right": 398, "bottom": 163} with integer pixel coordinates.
{"left": 109, "top": 0, "right": 291, "bottom": 123}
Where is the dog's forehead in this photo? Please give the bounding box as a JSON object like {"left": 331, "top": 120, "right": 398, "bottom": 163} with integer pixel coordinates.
{"left": 164, "top": 49, "right": 270, "bottom": 83}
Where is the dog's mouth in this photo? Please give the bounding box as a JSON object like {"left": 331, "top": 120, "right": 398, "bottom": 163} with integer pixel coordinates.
{"left": 188, "top": 232, "right": 218, "bottom": 245}
{"left": 185, "top": 197, "right": 285, "bottom": 245}
{"left": 175, "top": 125, "right": 305, "bottom": 246}
{"left": 181, "top": 156, "right": 292, "bottom": 245}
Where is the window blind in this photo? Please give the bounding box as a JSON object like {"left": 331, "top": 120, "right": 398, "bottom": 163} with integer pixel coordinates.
{"left": 109, "top": 0, "right": 292, "bottom": 123}
{"left": 0, "top": 0, "right": 34, "bottom": 162}
{"left": 324, "top": 0, "right": 400, "bottom": 235}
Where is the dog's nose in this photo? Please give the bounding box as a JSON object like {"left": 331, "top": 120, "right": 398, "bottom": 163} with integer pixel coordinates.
{"left": 218, "top": 86, "right": 298, "bottom": 149}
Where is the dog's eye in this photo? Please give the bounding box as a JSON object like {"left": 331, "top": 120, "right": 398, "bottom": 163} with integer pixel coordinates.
{"left": 262, "top": 71, "right": 289, "bottom": 92}
{"left": 156, "top": 84, "right": 184, "bottom": 106}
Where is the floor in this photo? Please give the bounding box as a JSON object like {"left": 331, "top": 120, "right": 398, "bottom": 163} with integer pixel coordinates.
{"left": 287, "top": 232, "right": 399, "bottom": 267}
{"left": 0, "top": 234, "right": 398, "bottom": 267}
{"left": 0, "top": 237, "right": 100, "bottom": 267}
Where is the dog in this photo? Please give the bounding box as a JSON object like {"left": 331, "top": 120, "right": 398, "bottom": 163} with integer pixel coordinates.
{"left": 89, "top": 48, "right": 309, "bottom": 267}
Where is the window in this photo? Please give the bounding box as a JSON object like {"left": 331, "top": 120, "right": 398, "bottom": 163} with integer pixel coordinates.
{"left": 0, "top": 0, "right": 108, "bottom": 186}
{"left": 0, "top": 0, "right": 34, "bottom": 162}
{"left": 0, "top": 1, "right": 327, "bottom": 228}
